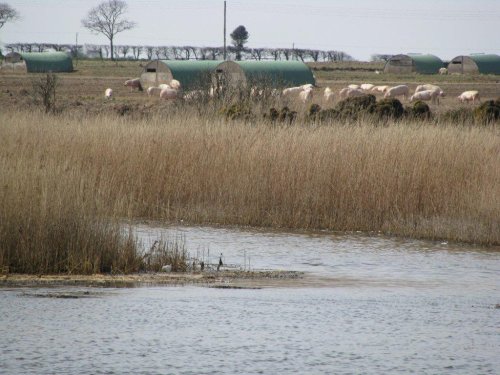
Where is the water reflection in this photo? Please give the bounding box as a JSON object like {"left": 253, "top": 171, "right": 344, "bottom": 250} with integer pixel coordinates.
{"left": 1, "top": 224, "right": 499, "bottom": 374}
{"left": 133, "top": 223, "right": 500, "bottom": 292}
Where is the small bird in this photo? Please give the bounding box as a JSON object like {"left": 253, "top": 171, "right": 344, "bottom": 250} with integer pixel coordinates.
{"left": 217, "top": 253, "right": 223, "bottom": 271}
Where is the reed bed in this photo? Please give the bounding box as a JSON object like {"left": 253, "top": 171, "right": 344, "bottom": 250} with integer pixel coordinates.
{"left": 0, "top": 161, "right": 140, "bottom": 274}
{"left": 0, "top": 108, "right": 498, "bottom": 275}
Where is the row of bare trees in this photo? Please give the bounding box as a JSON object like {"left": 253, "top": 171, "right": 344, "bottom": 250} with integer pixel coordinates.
{"left": 3, "top": 43, "right": 352, "bottom": 62}
{"left": 2, "top": 1, "right": 352, "bottom": 62}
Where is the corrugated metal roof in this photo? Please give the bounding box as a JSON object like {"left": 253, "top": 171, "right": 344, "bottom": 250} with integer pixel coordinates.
{"left": 407, "top": 54, "right": 443, "bottom": 74}
{"left": 20, "top": 52, "right": 73, "bottom": 72}
{"left": 468, "top": 54, "right": 500, "bottom": 74}
{"left": 231, "top": 60, "right": 315, "bottom": 86}
{"left": 158, "top": 60, "right": 221, "bottom": 89}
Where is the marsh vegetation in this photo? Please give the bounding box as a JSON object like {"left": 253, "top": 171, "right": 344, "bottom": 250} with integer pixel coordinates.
{"left": 0, "top": 60, "right": 499, "bottom": 274}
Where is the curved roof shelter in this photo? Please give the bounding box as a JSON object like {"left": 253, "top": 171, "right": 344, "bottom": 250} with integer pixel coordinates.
{"left": 215, "top": 60, "right": 316, "bottom": 88}
{"left": 447, "top": 54, "right": 500, "bottom": 75}
{"left": 384, "top": 54, "right": 443, "bottom": 74}
{"left": 140, "top": 60, "right": 221, "bottom": 90}
{"left": 1, "top": 52, "right": 73, "bottom": 73}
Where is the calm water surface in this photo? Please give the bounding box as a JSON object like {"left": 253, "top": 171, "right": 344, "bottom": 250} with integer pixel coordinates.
{"left": 1, "top": 225, "right": 499, "bottom": 374}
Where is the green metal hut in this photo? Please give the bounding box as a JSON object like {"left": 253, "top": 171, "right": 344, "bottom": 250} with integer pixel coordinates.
{"left": 1, "top": 52, "right": 73, "bottom": 72}
{"left": 140, "top": 60, "right": 221, "bottom": 90}
{"left": 447, "top": 54, "right": 500, "bottom": 75}
{"left": 384, "top": 54, "right": 444, "bottom": 74}
{"left": 215, "top": 60, "right": 316, "bottom": 88}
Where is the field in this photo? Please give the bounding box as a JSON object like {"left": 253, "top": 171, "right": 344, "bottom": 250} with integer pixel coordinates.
{"left": 1, "top": 60, "right": 500, "bottom": 115}
{"left": 0, "top": 59, "right": 499, "bottom": 274}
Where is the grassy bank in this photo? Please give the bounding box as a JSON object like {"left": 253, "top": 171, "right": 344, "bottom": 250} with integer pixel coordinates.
{"left": 1, "top": 108, "right": 498, "bottom": 257}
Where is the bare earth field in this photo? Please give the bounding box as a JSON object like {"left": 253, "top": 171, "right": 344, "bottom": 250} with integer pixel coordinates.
{"left": 1, "top": 59, "right": 499, "bottom": 116}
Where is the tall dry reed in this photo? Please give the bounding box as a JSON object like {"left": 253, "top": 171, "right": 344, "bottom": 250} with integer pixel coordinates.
{"left": 0, "top": 157, "right": 141, "bottom": 274}
{"left": 1, "top": 108, "right": 498, "bottom": 260}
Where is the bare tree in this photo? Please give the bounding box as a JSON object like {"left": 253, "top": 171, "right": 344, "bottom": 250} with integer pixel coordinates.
{"left": 31, "top": 73, "right": 59, "bottom": 113}
{"left": 153, "top": 46, "right": 161, "bottom": 60}
{"left": 189, "top": 46, "right": 199, "bottom": 60}
{"left": 293, "top": 48, "right": 306, "bottom": 62}
{"left": 158, "top": 46, "right": 171, "bottom": 59}
{"left": 281, "top": 48, "right": 292, "bottom": 61}
{"left": 69, "top": 45, "right": 83, "bottom": 58}
{"left": 102, "top": 45, "right": 110, "bottom": 58}
{"left": 113, "top": 45, "right": 121, "bottom": 59}
{"left": 81, "top": 0, "right": 135, "bottom": 60}
{"left": 145, "top": 46, "right": 154, "bottom": 60}
{"left": 308, "top": 49, "right": 320, "bottom": 62}
{"left": 267, "top": 48, "right": 281, "bottom": 61}
{"left": 209, "top": 47, "right": 222, "bottom": 60}
{"left": 200, "top": 47, "right": 213, "bottom": 60}
{"left": 84, "top": 44, "right": 102, "bottom": 59}
{"left": 250, "top": 48, "right": 265, "bottom": 61}
{"left": 182, "top": 46, "right": 192, "bottom": 60}
{"left": 118, "top": 45, "right": 130, "bottom": 59}
{"left": 131, "top": 45, "right": 142, "bottom": 60}
{"left": 371, "top": 54, "right": 392, "bottom": 62}
{"left": 21, "top": 43, "right": 32, "bottom": 52}
{"left": 33, "top": 43, "right": 46, "bottom": 52}
{"left": 51, "top": 44, "right": 65, "bottom": 52}
{"left": 171, "top": 46, "right": 182, "bottom": 60}
{"left": 0, "top": 2, "right": 19, "bottom": 29}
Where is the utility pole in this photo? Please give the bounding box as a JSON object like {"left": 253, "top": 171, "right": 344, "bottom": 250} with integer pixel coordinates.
{"left": 223, "top": 1, "right": 227, "bottom": 60}
{"left": 75, "top": 32, "right": 79, "bottom": 67}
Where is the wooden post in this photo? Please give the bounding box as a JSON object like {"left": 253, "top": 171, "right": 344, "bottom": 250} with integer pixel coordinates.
{"left": 223, "top": 1, "right": 227, "bottom": 60}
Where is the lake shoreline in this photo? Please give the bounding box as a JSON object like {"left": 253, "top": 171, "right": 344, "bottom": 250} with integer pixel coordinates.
{"left": 0, "top": 270, "right": 304, "bottom": 289}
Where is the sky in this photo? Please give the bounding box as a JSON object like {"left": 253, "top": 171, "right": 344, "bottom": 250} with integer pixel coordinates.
{"left": 0, "top": 0, "right": 499, "bottom": 61}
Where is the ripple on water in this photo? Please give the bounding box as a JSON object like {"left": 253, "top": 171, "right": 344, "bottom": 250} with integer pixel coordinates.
{"left": 1, "top": 225, "right": 499, "bottom": 374}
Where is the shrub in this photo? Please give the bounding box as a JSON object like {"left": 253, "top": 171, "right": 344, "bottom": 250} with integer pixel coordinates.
{"left": 317, "top": 108, "right": 341, "bottom": 121}
{"left": 221, "top": 103, "right": 253, "bottom": 121}
{"left": 336, "top": 94, "right": 377, "bottom": 119}
{"left": 440, "top": 108, "right": 475, "bottom": 125}
{"left": 265, "top": 107, "right": 280, "bottom": 121}
{"left": 114, "top": 103, "right": 133, "bottom": 116}
{"left": 264, "top": 106, "right": 296, "bottom": 124}
{"left": 370, "top": 98, "right": 405, "bottom": 120}
{"left": 279, "top": 106, "right": 297, "bottom": 124}
{"left": 31, "top": 73, "right": 59, "bottom": 113}
{"left": 408, "top": 100, "right": 432, "bottom": 120}
{"left": 304, "top": 103, "right": 342, "bottom": 123}
{"left": 308, "top": 103, "right": 322, "bottom": 118}
{"left": 474, "top": 100, "right": 500, "bottom": 124}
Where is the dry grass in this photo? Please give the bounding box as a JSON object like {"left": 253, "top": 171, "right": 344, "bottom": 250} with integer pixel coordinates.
{"left": 0, "top": 118, "right": 193, "bottom": 275}
{"left": 0, "top": 60, "right": 499, "bottom": 275}
{"left": 70, "top": 59, "right": 144, "bottom": 77}
{"left": 0, "top": 159, "right": 140, "bottom": 274}
{"left": 1, "top": 109, "right": 498, "bottom": 251}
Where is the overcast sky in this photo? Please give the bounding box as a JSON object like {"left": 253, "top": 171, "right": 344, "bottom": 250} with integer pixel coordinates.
{"left": 1, "top": 0, "right": 499, "bottom": 61}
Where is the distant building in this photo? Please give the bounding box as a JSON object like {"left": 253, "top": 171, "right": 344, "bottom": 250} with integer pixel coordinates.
{"left": 1, "top": 52, "right": 73, "bottom": 73}
{"left": 141, "top": 60, "right": 221, "bottom": 91}
{"left": 140, "top": 59, "right": 316, "bottom": 91}
{"left": 384, "top": 54, "right": 444, "bottom": 74}
{"left": 447, "top": 54, "right": 500, "bottom": 75}
{"left": 215, "top": 60, "right": 316, "bottom": 88}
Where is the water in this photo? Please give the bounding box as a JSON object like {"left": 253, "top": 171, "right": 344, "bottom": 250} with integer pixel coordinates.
{"left": 1, "top": 224, "right": 499, "bottom": 374}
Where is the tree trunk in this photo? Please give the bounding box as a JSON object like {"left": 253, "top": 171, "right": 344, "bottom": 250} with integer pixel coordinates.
{"left": 110, "top": 37, "right": 114, "bottom": 61}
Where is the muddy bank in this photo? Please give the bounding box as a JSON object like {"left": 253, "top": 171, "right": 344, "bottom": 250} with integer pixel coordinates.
{"left": 0, "top": 270, "right": 304, "bottom": 289}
